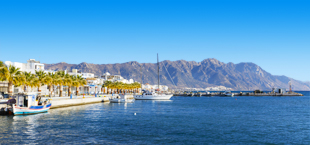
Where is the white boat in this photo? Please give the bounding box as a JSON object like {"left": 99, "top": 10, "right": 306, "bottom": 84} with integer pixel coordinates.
{"left": 134, "top": 91, "right": 173, "bottom": 100}
{"left": 110, "top": 99, "right": 135, "bottom": 103}
{"left": 110, "top": 94, "right": 135, "bottom": 103}
{"left": 224, "top": 92, "right": 234, "bottom": 97}
{"left": 10, "top": 92, "right": 52, "bottom": 115}
{"left": 134, "top": 53, "right": 173, "bottom": 100}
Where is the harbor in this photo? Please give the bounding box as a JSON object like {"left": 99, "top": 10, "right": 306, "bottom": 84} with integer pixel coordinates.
{"left": 173, "top": 91, "right": 304, "bottom": 97}
{"left": 0, "top": 94, "right": 135, "bottom": 115}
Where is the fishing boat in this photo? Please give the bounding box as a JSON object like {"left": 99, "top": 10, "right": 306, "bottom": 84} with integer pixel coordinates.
{"left": 10, "top": 92, "right": 52, "bottom": 115}
{"left": 134, "top": 54, "right": 173, "bottom": 100}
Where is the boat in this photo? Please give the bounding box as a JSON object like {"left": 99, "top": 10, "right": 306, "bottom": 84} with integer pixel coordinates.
{"left": 134, "top": 90, "right": 173, "bottom": 100}
{"left": 110, "top": 99, "right": 134, "bottom": 103}
{"left": 10, "top": 92, "right": 52, "bottom": 115}
{"left": 224, "top": 91, "right": 234, "bottom": 97}
{"left": 110, "top": 94, "right": 135, "bottom": 103}
{"left": 197, "top": 93, "right": 202, "bottom": 97}
{"left": 134, "top": 54, "right": 173, "bottom": 100}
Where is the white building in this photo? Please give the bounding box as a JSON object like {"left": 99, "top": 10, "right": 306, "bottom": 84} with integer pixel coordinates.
{"left": 205, "top": 86, "right": 233, "bottom": 91}
{"left": 142, "top": 83, "right": 169, "bottom": 92}
{"left": 101, "top": 72, "right": 135, "bottom": 84}
{"left": 5, "top": 59, "right": 51, "bottom": 74}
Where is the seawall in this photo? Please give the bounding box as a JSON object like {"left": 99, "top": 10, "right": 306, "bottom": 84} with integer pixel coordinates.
{"left": 42, "top": 95, "right": 110, "bottom": 109}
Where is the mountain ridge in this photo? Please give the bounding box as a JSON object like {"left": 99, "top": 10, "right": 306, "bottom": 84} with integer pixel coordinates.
{"left": 44, "top": 59, "right": 310, "bottom": 90}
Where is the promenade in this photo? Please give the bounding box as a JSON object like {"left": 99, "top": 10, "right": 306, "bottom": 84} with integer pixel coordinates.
{"left": 42, "top": 95, "right": 111, "bottom": 109}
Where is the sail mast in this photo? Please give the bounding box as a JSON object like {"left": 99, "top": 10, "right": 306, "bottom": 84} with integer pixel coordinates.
{"left": 140, "top": 64, "right": 142, "bottom": 89}
{"left": 157, "top": 53, "right": 160, "bottom": 93}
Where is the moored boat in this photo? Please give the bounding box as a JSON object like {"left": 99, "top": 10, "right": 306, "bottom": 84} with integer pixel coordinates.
{"left": 224, "top": 91, "right": 234, "bottom": 97}
{"left": 110, "top": 94, "right": 135, "bottom": 103}
{"left": 134, "top": 91, "right": 173, "bottom": 100}
{"left": 10, "top": 92, "right": 52, "bottom": 115}
{"left": 134, "top": 53, "right": 173, "bottom": 100}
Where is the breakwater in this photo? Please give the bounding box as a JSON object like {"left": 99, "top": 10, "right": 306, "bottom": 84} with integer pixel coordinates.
{"left": 173, "top": 92, "right": 304, "bottom": 97}
{"left": 43, "top": 95, "right": 110, "bottom": 109}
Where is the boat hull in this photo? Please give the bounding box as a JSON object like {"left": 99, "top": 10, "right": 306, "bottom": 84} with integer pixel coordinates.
{"left": 134, "top": 95, "right": 173, "bottom": 100}
{"left": 110, "top": 99, "right": 135, "bottom": 103}
{"left": 12, "top": 103, "right": 52, "bottom": 115}
{"left": 225, "top": 94, "right": 234, "bottom": 97}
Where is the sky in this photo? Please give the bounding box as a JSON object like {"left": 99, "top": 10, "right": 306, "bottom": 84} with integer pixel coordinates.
{"left": 0, "top": 0, "right": 309, "bottom": 81}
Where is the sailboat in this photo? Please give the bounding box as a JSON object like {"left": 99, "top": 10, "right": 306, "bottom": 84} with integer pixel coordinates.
{"left": 134, "top": 54, "right": 173, "bottom": 100}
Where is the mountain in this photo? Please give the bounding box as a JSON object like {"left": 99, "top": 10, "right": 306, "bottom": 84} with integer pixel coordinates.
{"left": 44, "top": 59, "right": 310, "bottom": 90}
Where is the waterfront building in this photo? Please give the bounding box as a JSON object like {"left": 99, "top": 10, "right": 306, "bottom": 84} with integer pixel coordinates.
{"left": 2, "top": 59, "right": 52, "bottom": 95}
{"left": 1, "top": 60, "right": 138, "bottom": 95}
{"left": 272, "top": 88, "right": 287, "bottom": 94}
{"left": 142, "top": 83, "right": 169, "bottom": 92}
{"left": 205, "top": 86, "right": 233, "bottom": 91}
{"left": 101, "top": 72, "right": 134, "bottom": 84}
{"left": 4, "top": 59, "right": 54, "bottom": 74}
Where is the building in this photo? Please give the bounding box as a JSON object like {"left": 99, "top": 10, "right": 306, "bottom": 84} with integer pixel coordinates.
{"left": 5, "top": 59, "right": 48, "bottom": 74}
{"left": 272, "top": 88, "right": 287, "bottom": 94}
{"left": 1, "top": 60, "right": 138, "bottom": 95}
{"left": 142, "top": 83, "right": 169, "bottom": 92}
{"left": 101, "top": 72, "right": 135, "bottom": 84}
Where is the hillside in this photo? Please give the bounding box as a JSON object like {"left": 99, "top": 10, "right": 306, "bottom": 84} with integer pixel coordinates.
{"left": 44, "top": 59, "right": 310, "bottom": 90}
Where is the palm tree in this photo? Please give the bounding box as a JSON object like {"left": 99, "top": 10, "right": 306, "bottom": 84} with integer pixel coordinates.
{"left": 56, "top": 70, "right": 65, "bottom": 97}
{"left": 45, "top": 72, "right": 56, "bottom": 97}
{"left": 4, "top": 65, "right": 22, "bottom": 94}
{"left": 35, "top": 70, "right": 47, "bottom": 93}
{"left": 63, "top": 74, "right": 73, "bottom": 96}
{"left": 77, "top": 75, "right": 86, "bottom": 95}
{"left": 72, "top": 75, "right": 78, "bottom": 95}
{"left": 0, "top": 61, "right": 9, "bottom": 82}
{"left": 115, "top": 82, "right": 123, "bottom": 94}
{"left": 31, "top": 77, "right": 40, "bottom": 93}
{"left": 102, "top": 81, "right": 112, "bottom": 94}
{"left": 53, "top": 74, "right": 62, "bottom": 97}
{"left": 133, "top": 82, "right": 141, "bottom": 93}
{"left": 21, "top": 72, "right": 35, "bottom": 92}
{"left": 0, "top": 61, "right": 4, "bottom": 67}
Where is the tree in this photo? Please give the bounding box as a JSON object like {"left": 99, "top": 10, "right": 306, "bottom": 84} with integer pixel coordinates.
{"left": 63, "top": 74, "right": 73, "bottom": 96}
{"left": 35, "top": 70, "right": 47, "bottom": 93}
{"left": 45, "top": 72, "right": 57, "bottom": 97}
{"left": 56, "top": 70, "right": 65, "bottom": 97}
{"left": 102, "top": 81, "right": 112, "bottom": 94}
{"left": 0, "top": 61, "right": 9, "bottom": 82}
{"left": 4, "top": 65, "right": 22, "bottom": 94}
{"left": 76, "top": 75, "right": 86, "bottom": 96}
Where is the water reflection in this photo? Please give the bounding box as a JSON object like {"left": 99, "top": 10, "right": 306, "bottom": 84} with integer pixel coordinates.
{"left": 2, "top": 97, "right": 308, "bottom": 144}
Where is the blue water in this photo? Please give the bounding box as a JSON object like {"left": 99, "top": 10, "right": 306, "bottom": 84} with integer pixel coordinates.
{"left": 1, "top": 95, "right": 310, "bottom": 144}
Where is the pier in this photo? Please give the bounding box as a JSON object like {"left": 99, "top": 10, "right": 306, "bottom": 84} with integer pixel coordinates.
{"left": 43, "top": 95, "right": 110, "bottom": 109}
{"left": 173, "top": 92, "right": 304, "bottom": 97}
{"left": 0, "top": 95, "right": 112, "bottom": 115}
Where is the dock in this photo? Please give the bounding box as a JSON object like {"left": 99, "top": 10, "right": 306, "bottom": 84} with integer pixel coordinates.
{"left": 43, "top": 95, "right": 110, "bottom": 109}
{"left": 0, "top": 95, "right": 112, "bottom": 115}
{"left": 173, "top": 92, "right": 304, "bottom": 97}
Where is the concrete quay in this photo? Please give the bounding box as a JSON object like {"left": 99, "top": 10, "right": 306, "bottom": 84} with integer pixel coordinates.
{"left": 173, "top": 92, "right": 304, "bottom": 97}
{"left": 42, "top": 95, "right": 110, "bottom": 109}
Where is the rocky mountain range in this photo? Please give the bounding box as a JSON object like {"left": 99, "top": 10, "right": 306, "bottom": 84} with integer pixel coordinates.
{"left": 44, "top": 58, "right": 310, "bottom": 90}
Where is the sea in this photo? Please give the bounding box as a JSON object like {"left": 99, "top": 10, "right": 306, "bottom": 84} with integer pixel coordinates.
{"left": 0, "top": 91, "right": 309, "bottom": 144}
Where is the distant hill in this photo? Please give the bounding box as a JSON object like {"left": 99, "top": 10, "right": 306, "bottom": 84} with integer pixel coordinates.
{"left": 44, "top": 58, "right": 310, "bottom": 90}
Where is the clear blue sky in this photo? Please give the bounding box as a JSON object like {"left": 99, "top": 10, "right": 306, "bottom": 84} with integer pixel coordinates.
{"left": 0, "top": 0, "right": 309, "bottom": 81}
